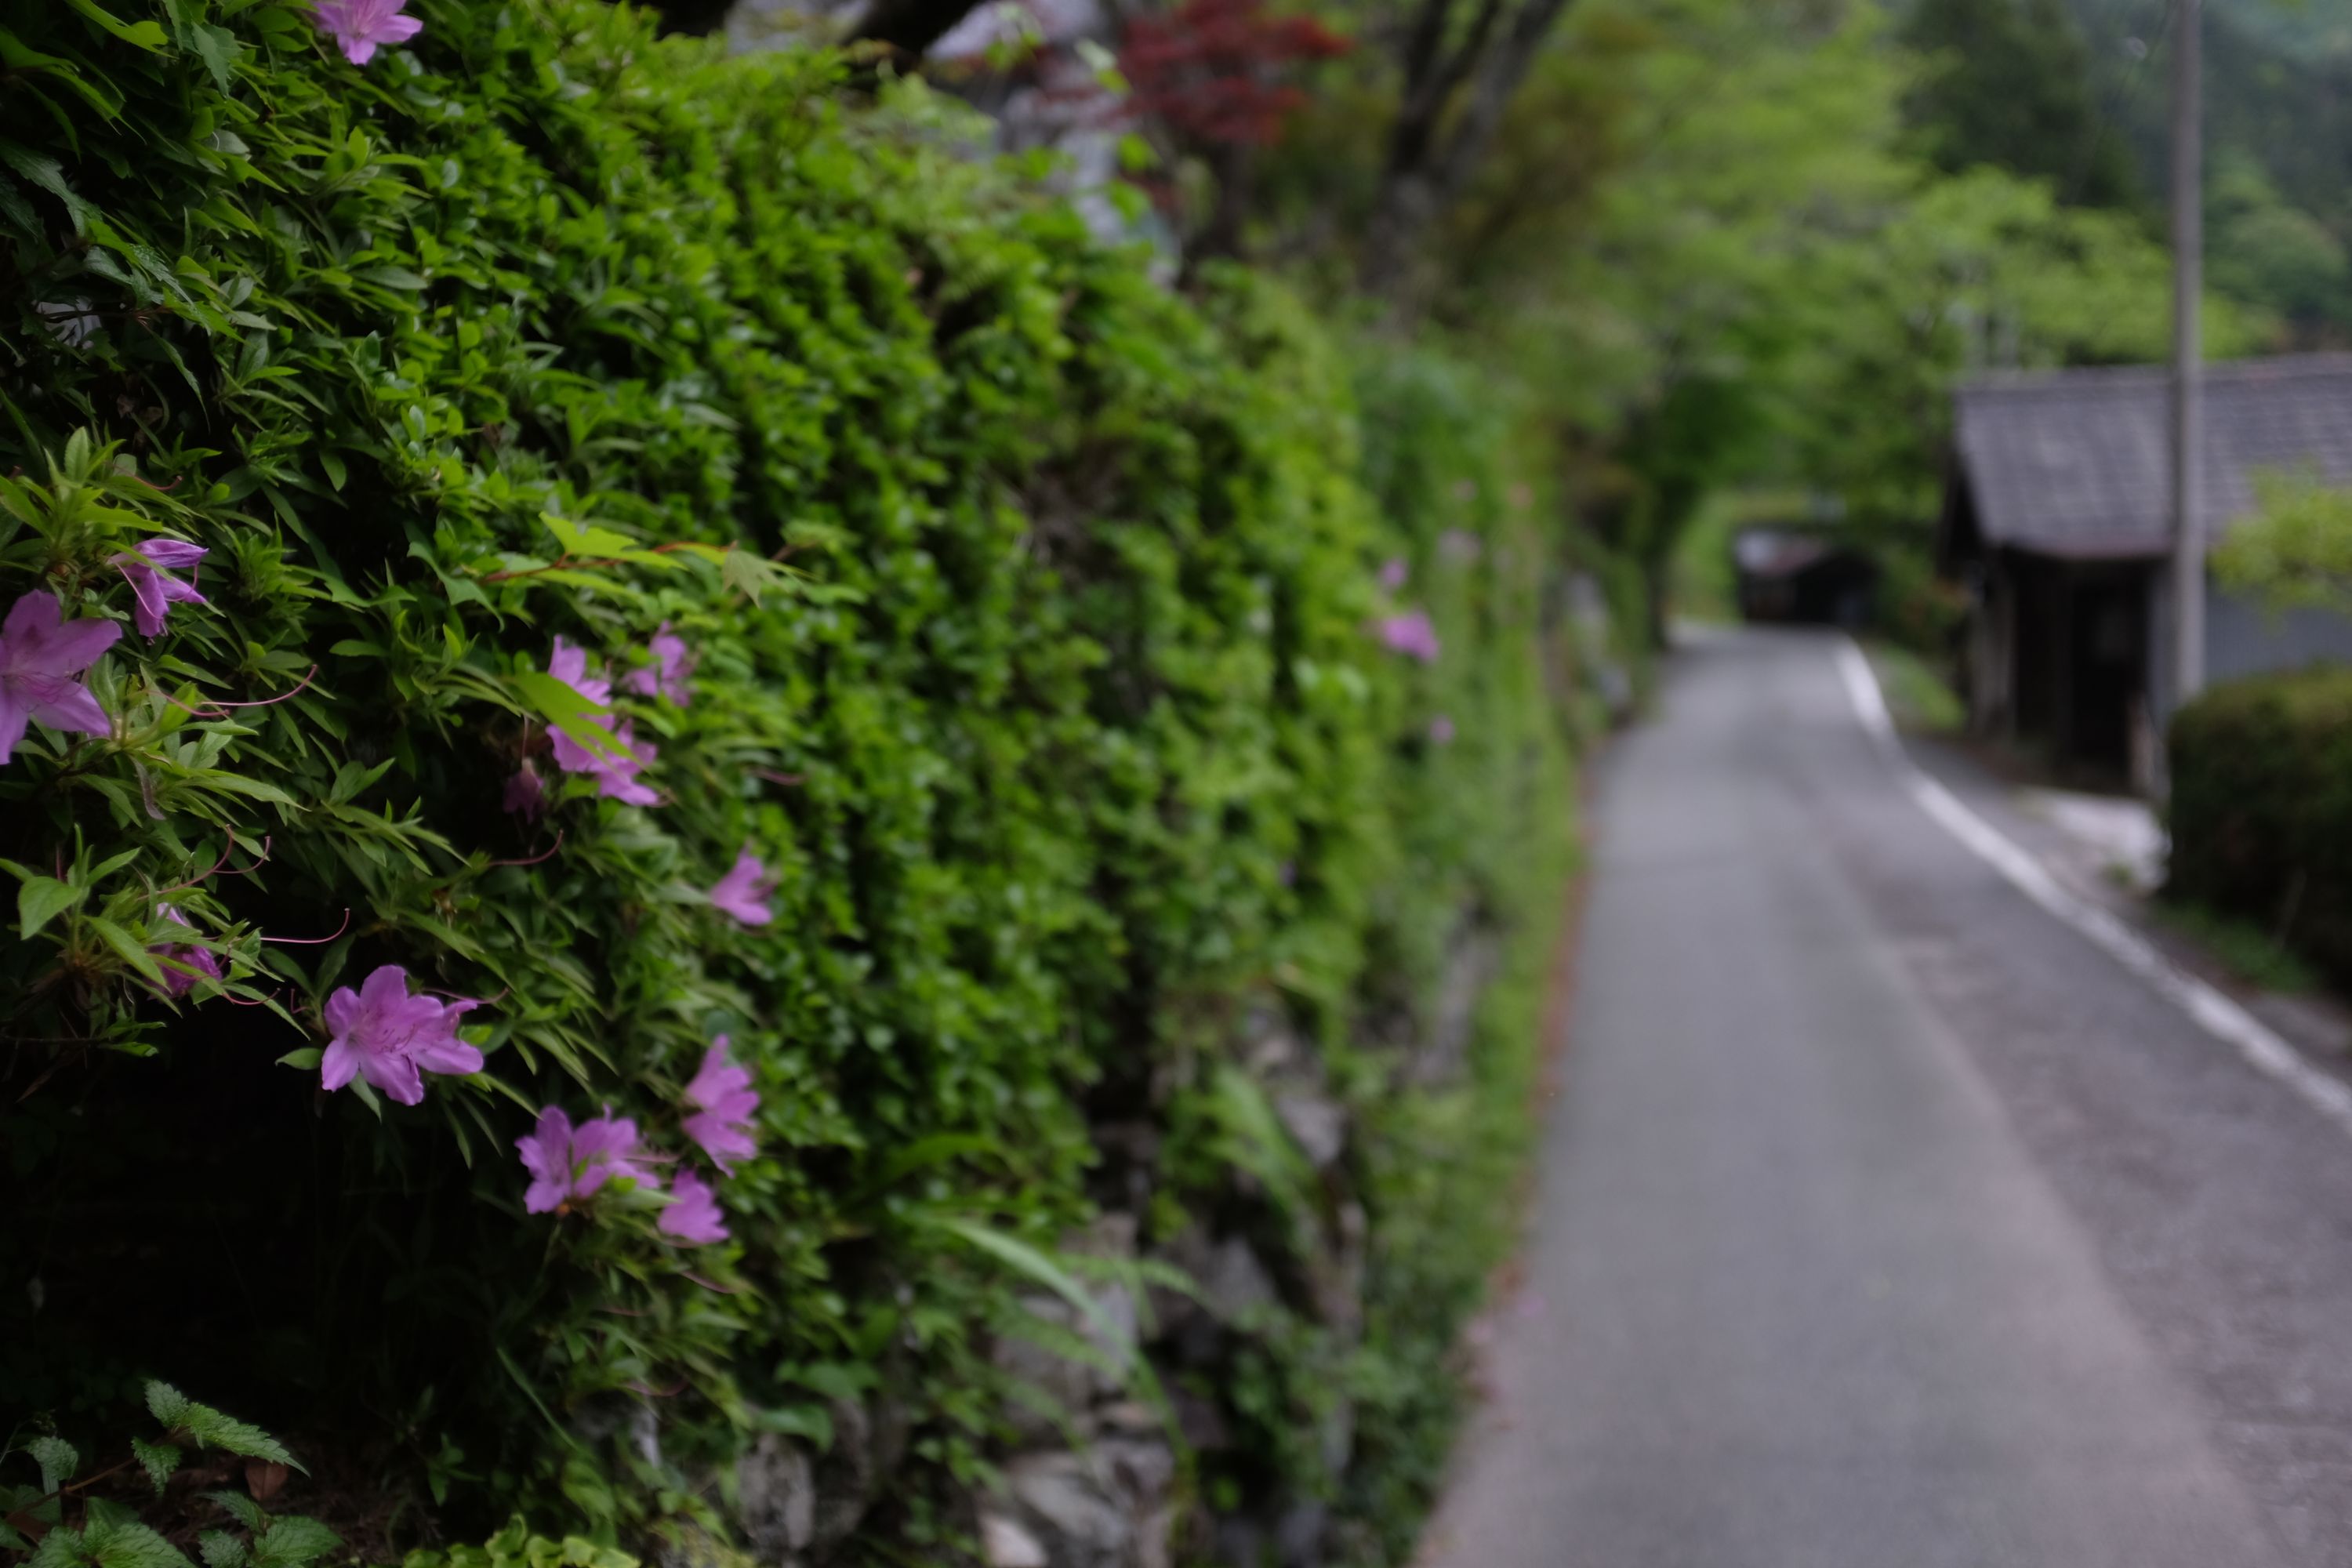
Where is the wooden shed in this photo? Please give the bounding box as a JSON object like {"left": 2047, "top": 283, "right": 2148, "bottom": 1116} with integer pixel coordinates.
{"left": 1940, "top": 354, "right": 2352, "bottom": 790}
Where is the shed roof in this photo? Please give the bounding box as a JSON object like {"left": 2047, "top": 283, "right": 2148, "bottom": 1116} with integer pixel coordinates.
{"left": 1952, "top": 354, "right": 2352, "bottom": 561}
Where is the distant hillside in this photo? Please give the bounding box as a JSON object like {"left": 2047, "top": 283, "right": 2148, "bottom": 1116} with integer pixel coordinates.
{"left": 2034, "top": 0, "right": 2352, "bottom": 342}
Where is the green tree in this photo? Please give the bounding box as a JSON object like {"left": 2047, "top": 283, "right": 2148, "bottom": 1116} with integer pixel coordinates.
{"left": 2208, "top": 153, "right": 2352, "bottom": 344}
{"left": 1900, "top": 0, "right": 2142, "bottom": 210}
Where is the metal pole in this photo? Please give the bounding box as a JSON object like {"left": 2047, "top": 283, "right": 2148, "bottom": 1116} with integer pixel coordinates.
{"left": 2171, "top": 0, "right": 2205, "bottom": 707}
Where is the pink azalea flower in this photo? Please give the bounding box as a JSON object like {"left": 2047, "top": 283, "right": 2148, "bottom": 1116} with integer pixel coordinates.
{"left": 1375, "top": 609, "right": 1441, "bottom": 664}
{"left": 707, "top": 847, "right": 774, "bottom": 926}
{"left": 624, "top": 623, "right": 695, "bottom": 706}
{"left": 320, "top": 964, "right": 483, "bottom": 1106}
{"left": 545, "top": 639, "right": 659, "bottom": 805}
{"left": 681, "top": 1036, "right": 759, "bottom": 1172}
{"left": 503, "top": 762, "right": 545, "bottom": 819}
{"left": 547, "top": 637, "right": 612, "bottom": 710}
{"left": 0, "top": 590, "right": 119, "bottom": 764}
{"left": 148, "top": 903, "right": 222, "bottom": 999}
{"left": 657, "top": 1167, "right": 729, "bottom": 1245}
{"left": 586, "top": 720, "right": 659, "bottom": 805}
{"left": 111, "top": 539, "right": 207, "bottom": 639}
{"left": 312, "top": 0, "right": 421, "bottom": 64}
{"left": 1428, "top": 714, "right": 1456, "bottom": 746}
{"left": 1378, "top": 557, "right": 1409, "bottom": 591}
{"left": 517, "top": 1105, "right": 652, "bottom": 1214}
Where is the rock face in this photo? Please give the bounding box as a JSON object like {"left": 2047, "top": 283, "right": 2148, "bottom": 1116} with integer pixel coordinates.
{"left": 993, "top": 1443, "right": 1178, "bottom": 1568}
{"left": 735, "top": 1434, "right": 816, "bottom": 1564}
{"left": 964, "top": 975, "right": 1495, "bottom": 1566}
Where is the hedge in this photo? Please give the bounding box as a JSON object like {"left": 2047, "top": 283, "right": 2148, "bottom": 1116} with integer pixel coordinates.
{"left": 0, "top": 1, "right": 1586, "bottom": 1562}
{"left": 2168, "top": 666, "right": 2352, "bottom": 990}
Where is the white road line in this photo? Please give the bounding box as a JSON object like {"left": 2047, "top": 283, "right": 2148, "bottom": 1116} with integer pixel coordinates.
{"left": 1834, "top": 638, "right": 2352, "bottom": 1140}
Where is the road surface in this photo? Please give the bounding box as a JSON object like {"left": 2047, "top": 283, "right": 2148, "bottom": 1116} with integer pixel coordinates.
{"left": 1420, "top": 628, "right": 2352, "bottom": 1568}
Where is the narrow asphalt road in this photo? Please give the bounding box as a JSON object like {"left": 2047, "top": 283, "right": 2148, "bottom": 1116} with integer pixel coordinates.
{"left": 1420, "top": 628, "right": 2352, "bottom": 1568}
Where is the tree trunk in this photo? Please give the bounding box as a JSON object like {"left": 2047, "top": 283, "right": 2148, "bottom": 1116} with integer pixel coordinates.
{"left": 1358, "top": 0, "right": 1581, "bottom": 303}
{"left": 844, "top": 0, "right": 987, "bottom": 61}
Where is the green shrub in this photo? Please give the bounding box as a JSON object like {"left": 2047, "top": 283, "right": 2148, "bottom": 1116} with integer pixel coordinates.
{"left": 0, "top": 0, "right": 1580, "bottom": 1559}
{"left": 2167, "top": 666, "right": 2352, "bottom": 990}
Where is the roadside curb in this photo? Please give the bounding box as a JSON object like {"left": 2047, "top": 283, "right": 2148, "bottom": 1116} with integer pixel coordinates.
{"left": 1835, "top": 637, "right": 2352, "bottom": 1143}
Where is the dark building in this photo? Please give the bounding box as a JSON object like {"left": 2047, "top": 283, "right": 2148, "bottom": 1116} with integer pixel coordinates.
{"left": 1940, "top": 354, "right": 2352, "bottom": 789}
{"left": 1733, "top": 527, "right": 1877, "bottom": 626}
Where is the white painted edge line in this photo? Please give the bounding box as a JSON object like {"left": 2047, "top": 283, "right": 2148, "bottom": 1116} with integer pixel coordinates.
{"left": 1834, "top": 637, "right": 2352, "bottom": 1139}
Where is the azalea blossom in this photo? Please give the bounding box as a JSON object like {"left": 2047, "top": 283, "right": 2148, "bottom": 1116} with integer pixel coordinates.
{"left": 503, "top": 762, "right": 545, "bottom": 819}
{"left": 1378, "top": 557, "right": 1409, "bottom": 592}
{"left": 625, "top": 623, "right": 695, "bottom": 706}
{"left": 111, "top": 539, "right": 206, "bottom": 639}
{"left": 544, "top": 637, "right": 659, "bottom": 805}
{"left": 312, "top": 0, "right": 421, "bottom": 64}
{"left": 1428, "top": 714, "right": 1456, "bottom": 746}
{"left": 657, "top": 1167, "right": 730, "bottom": 1245}
{"left": 0, "top": 590, "right": 120, "bottom": 765}
{"left": 547, "top": 637, "right": 613, "bottom": 710}
{"left": 707, "top": 847, "right": 774, "bottom": 926}
{"left": 1375, "top": 609, "right": 1441, "bottom": 664}
{"left": 321, "top": 964, "right": 483, "bottom": 1106}
{"left": 149, "top": 904, "right": 223, "bottom": 998}
{"left": 517, "top": 1105, "right": 653, "bottom": 1214}
{"left": 681, "top": 1036, "right": 759, "bottom": 1172}
{"left": 586, "top": 720, "right": 659, "bottom": 805}
{"left": 1439, "top": 528, "right": 1482, "bottom": 564}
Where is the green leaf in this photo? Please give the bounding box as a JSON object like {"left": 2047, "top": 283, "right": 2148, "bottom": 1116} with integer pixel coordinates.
{"left": 178, "top": 1405, "right": 303, "bottom": 1474}
{"left": 199, "top": 1493, "right": 263, "bottom": 1533}
{"left": 17, "top": 876, "right": 81, "bottom": 942}
{"left": 145, "top": 1381, "right": 191, "bottom": 1428}
{"left": 510, "top": 672, "right": 641, "bottom": 770}
{"left": 28, "top": 1524, "right": 86, "bottom": 1568}
{"left": 85, "top": 915, "right": 167, "bottom": 985}
{"left": 63, "top": 0, "right": 170, "bottom": 50}
{"left": 196, "top": 1534, "right": 248, "bottom": 1568}
{"left": 274, "top": 1047, "right": 321, "bottom": 1070}
{"left": 746, "top": 1404, "right": 832, "bottom": 1448}
{"left": 539, "top": 514, "right": 640, "bottom": 560}
{"left": 129, "top": 1439, "right": 180, "bottom": 1497}
{"left": 82, "top": 1501, "right": 195, "bottom": 1568}
{"left": 924, "top": 1217, "right": 1138, "bottom": 1371}
{"left": 251, "top": 1517, "right": 339, "bottom": 1568}
{"left": 27, "top": 1436, "right": 78, "bottom": 1494}
{"left": 186, "top": 23, "right": 240, "bottom": 93}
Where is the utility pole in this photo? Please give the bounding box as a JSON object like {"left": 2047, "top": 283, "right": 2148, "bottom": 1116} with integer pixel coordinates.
{"left": 2170, "top": 0, "right": 2205, "bottom": 708}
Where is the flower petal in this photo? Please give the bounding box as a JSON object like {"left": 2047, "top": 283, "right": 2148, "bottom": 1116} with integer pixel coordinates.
{"left": 0, "top": 689, "right": 32, "bottom": 766}
{"left": 361, "top": 1047, "right": 425, "bottom": 1105}
{"left": 2, "top": 590, "right": 60, "bottom": 648}
{"left": 34, "top": 610, "right": 122, "bottom": 673}
{"left": 320, "top": 1037, "right": 361, "bottom": 1091}
{"left": 28, "top": 680, "right": 110, "bottom": 740}
{"left": 136, "top": 539, "right": 208, "bottom": 570}
{"left": 412, "top": 1037, "right": 484, "bottom": 1076}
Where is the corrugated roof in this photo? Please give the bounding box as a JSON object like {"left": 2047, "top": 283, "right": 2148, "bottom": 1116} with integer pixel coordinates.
{"left": 1953, "top": 354, "right": 2352, "bottom": 560}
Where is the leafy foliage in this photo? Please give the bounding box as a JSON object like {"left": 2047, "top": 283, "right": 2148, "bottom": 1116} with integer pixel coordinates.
{"left": 2212, "top": 470, "right": 2352, "bottom": 615}
{"left": 2169, "top": 668, "right": 2352, "bottom": 996}
{"left": 2, "top": 1386, "right": 339, "bottom": 1568}
{"left": 0, "top": 0, "right": 1582, "bottom": 1556}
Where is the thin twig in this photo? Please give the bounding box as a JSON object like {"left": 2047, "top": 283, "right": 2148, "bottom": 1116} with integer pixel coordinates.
{"left": 260, "top": 909, "right": 351, "bottom": 946}
{"left": 484, "top": 832, "right": 565, "bottom": 869}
